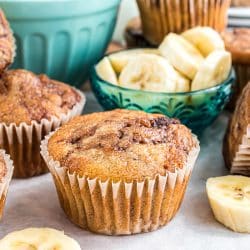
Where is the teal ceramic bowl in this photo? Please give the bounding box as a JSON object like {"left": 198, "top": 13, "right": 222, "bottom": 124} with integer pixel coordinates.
{"left": 1, "top": 0, "right": 121, "bottom": 87}
{"left": 90, "top": 58, "right": 235, "bottom": 134}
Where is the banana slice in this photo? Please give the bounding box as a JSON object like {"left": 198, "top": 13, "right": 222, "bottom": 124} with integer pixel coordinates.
{"left": 207, "top": 175, "right": 250, "bottom": 233}
{"left": 96, "top": 57, "right": 118, "bottom": 85}
{"left": 119, "top": 54, "right": 179, "bottom": 92}
{"left": 182, "top": 27, "right": 225, "bottom": 56}
{"left": 191, "top": 50, "right": 231, "bottom": 91}
{"left": 0, "top": 228, "right": 81, "bottom": 250}
{"left": 109, "top": 48, "right": 160, "bottom": 74}
{"left": 159, "top": 33, "right": 204, "bottom": 79}
{"left": 175, "top": 72, "right": 190, "bottom": 92}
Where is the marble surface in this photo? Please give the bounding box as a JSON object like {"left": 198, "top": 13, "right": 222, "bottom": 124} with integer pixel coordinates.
{"left": 1, "top": 92, "right": 250, "bottom": 250}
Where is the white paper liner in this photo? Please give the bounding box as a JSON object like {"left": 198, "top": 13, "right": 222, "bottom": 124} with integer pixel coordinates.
{"left": 231, "top": 125, "right": 250, "bottom": 174}
{"left": 0, "top": 89, "right": 85, "bottom": 178}
{"left": 0, "top": 149, "right": 14, "bottom": 219}
{"left": 41, "top": 131, "right": 200, "bottom": 235}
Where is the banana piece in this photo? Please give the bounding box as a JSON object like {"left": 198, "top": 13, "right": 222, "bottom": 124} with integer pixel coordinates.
{"left": 182, "top": 26, "right": 225, "bottom": 56}
{"left": 0, "top": 228, "right": 81, "bottom": 250}
{"left": 207, "top": 175, "right": 250, "bottom": 233}
{"left": 96, "top": 57, "right": 118, "bottom": 85}
{"left": 191, "top": 50, "right": 231, "bottom": 91}
{"left": 175, "top": 72, "right": 190, "bottom": 92}
{"left": 119, "top": 54, "right": 180, "bottom": 92}
{"left": 109, "top": 48, "right": 160, "bottom": 74}
{"left": 159, "top": 33, "right": 204, "bottom": 79}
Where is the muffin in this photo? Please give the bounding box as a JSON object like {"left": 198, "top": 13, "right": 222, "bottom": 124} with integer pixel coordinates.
{"left": 124, "top": 17, "right": 155, "bottom": 48}
{"left": 0, "top": 9, "right": 15, "bottom": 74}
{"left": 222, "top": 28, "right": 250, "bottom": 109}
{"left": 0, "top": 69, "right": 85, "bottom": 178}
{"left": 41, "top": 109, "right": 200, "bottom": 235}
{"left": 136, "top": 0, "right": 231, "bottom": 45}
{"left": 223, "top": 82, "right": 250, "bottom": 175}
{"left": 231, "top": 0, "right": 250, "bottom": 6}
{"left": 0, "top": 150, "right": 13, "bottom": 219}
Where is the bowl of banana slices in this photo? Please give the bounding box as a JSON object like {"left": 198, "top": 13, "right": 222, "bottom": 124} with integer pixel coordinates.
{"left": 90, "top": 27, "right": 235, "bottom": 133}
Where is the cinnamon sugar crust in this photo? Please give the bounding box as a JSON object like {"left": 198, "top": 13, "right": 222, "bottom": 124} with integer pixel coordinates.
{"left": 222, "top": 29, "right": 250, "bottom": 64}
{"left": 0, "top": 69, "right": 81, "bottom": 125}
{"left": 0, "top": 9, "right": 15, "bottom": 74}
{"left": 0, "top": 154, "right": 6, "bottom": 182}
{"left": 48, "top": 109, "right": 197, "bottom": 182}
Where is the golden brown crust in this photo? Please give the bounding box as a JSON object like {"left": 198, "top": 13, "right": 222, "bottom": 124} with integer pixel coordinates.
{"left": 0, "top": 154, "right": 7, "bottom": 182}
{"left": 222, "top": 29, "right": 250, "bottom": 64}
{"left": 231, "top": 0, "right": 250, "bottom": 6}
{"left": 0, "top": 69, "right": 82, "bottom": 125}
{"left": 48, "top": 109, "right": 197, "bottom": 182}
{"left": 223, "top": 82, "right": 250, "bottom": 168}
{"left": 0, "top": 9, "right": 15, "bottom": 74}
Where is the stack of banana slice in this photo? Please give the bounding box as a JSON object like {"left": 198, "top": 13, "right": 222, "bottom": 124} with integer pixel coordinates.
{"left": 96, "top": 26, "right": 232, "bottom": 93}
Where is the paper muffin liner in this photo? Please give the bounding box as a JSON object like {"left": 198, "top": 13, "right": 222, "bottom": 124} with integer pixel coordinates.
{"left": 227, "top": 64, "right": 250, "bottom": 110}
{"left": 0, "top": 150, "right": 14, "bottom": 219}
{"left": 136, "top": 0, "right": 231, "bottom": 45}
{"left": 231, "top": 125, "right": 250, "bottom": 175}
{"left": 0, "top": 90, "right": 85, "bottom": 178}
{"left": 41, "top": 132, "right": 200, "bottom": 235}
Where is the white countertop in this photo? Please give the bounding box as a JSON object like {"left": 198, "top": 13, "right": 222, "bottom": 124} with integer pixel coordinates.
{"left": 0, "top": 92, "right": 249, "bottom": 250}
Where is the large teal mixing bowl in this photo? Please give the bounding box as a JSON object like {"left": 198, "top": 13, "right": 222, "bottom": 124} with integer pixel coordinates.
{"left": 0, "top": 0, "right": 121, "bottom": 87}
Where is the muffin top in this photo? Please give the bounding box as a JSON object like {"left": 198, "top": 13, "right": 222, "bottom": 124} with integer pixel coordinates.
{"left": 48, "top": 109, "right": 198, "bottom": 182}
{"left": 0, "top": 153, "right": 7, "bottom": 182}
{"left": 222, "top": 29, "right": 250, "bottom": 64}
{"left": 0, "top": 9, "right": 15, "bottom": 74}
{"left": 223, "top": 82, "right": 250, "bottom": 167}
{"left": 0, "top": 69, "right": 81, "bottom": 125}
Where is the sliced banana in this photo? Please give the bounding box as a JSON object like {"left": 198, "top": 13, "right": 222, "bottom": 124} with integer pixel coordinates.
{"left": 182, "top": 26, "right": 225, "bottom": 56}
{"left": 159, "top": 33, "right": 204, "bottom": 79}
{"left": 175, "top": 72, "right": 190, "bottom": 92}
{"left": 96, "top": 57, "right": 118, "bottom": 85}
{"left": 109, "top": 48, "right": 160, "bottom": 74}
{"left": 191, "top": 50, "right": 231, "bottom": 91}
{"left": 207, "top": 175, "right": 250, "bottom": 233}
{"left": 119, "top": 54, "right": 179, "bottom": 92}
{"left": 0, "top": 228, "right": 81, "bottom": 250}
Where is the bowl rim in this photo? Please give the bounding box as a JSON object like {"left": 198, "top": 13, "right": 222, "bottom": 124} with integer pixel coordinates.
{"left": 91, "top": 49, "right": 235, "bottom": 96}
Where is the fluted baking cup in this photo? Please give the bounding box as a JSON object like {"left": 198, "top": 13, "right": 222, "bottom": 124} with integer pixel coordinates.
{"left": 231, "top": 125, "right": 250, "bottom": 175}
{"left": 0, "top": 90, "right": 85, "bottom": 178}
{"left": 228, "top": 64, "right": 250, "bottom": 110}
{"left": 41, "top": 132, "right": 200, "bottom": 235}
{"left": 0, "top": 150, "right": 14, "bottom": 219}
{"left": 136, "top": 0, "right": 230, "bottom": 45}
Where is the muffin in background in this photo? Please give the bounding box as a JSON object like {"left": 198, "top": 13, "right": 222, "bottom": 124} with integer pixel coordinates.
{"left": 231, "top": 0, "right": 250, "bottom": 6}
{"left": 0, "top": 69, "right": 85, "bottom": 178}
{"left": 0, "top": 9, "right": 15, "bottom": 74}
{"left": 136, "top": 0, "right": 231, "bottom": 45}
{"left": 41, "top": 109, "right": 200, "bottom": 235}
{"left": 222, "top": 28, "right": 250, "bottom": 109}
{"left": 223, "top": 82, "right": 250, "bottom": 175}
{"left": 0, "top": 150, "right": 13, "bottom": 219}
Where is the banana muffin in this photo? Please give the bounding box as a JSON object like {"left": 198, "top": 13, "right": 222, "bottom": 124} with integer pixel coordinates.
{"left": 222, "top": 28, "right": 250, "bottom": 109}
{"left": 136, "top": 0, "right": 231, "bottom": 45}
{"left": 223, "top": 82, "right": 250, "bottom": 175}
{"left": 41, "top": 109, "right": 200, "bottom": 235}
{"left": 0, "top": 69, "right": 85, "bottom": 178}
{"left": 0, "top": 9, "right": 15, "bottom": 74}
{"left": 0, "top": 150, "right": 13, "bottom": 219}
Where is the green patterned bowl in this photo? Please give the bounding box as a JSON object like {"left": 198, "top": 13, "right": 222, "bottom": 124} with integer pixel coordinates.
{"left": 1, "top": 0, "right": 121, "bottom": 87}
{"left": 90, "top": 59, "right": 235, "bottom": 133}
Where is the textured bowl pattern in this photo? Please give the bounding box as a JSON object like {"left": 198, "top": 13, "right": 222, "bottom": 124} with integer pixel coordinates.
{"left": 91, "top": 67, "right": 235, "bottom": 133}
{"left": 1, "top": 0, "right": 120, "bottom": 87}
